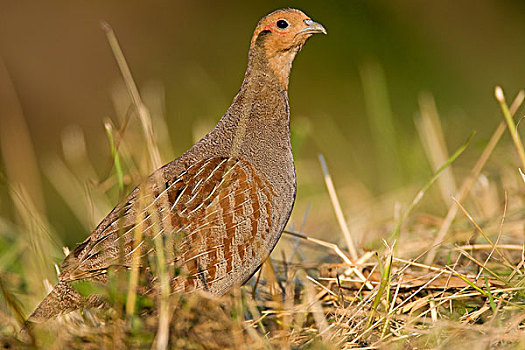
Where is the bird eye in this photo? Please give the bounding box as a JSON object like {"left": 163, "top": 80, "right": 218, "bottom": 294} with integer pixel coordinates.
{"left": 276, "top": 19, "right": 289, "bottom": 29}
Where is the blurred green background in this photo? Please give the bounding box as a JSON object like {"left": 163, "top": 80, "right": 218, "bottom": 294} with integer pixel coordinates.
{"left": 1, "top": 0, "right": 524, "bottom": 250}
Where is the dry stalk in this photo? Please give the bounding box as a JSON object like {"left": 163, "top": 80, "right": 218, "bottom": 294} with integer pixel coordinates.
{"left": 318, "top": 154, "right": 358, "bottom": 260}
{"left": 416, "top": 93, "right": 457, "bottom": 205}
{"left": 453, "top": 198, "right": 519, "bottom": 276}
{"left": 475, "top": 192, "right": 508, "bottom": 281}
{"left": 284, "top": 230, "right": 373, "bottom": 289}
{"left": 102, "top": 21, "right": 162, "bottom": 170}
{"left": 125, "top": 184, "right": 146, "bottom": 316}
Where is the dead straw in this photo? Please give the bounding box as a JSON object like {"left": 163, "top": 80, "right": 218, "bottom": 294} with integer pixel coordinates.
{"left": 318, "top": 154, "right": 359, "bottom": 260}
{"left": 101, "top": 21, "right": 162, "bottom": 170}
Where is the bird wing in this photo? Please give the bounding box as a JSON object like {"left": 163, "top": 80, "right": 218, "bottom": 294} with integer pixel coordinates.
{"left": 58, "top": 156, "right": 276, "bottom": 291}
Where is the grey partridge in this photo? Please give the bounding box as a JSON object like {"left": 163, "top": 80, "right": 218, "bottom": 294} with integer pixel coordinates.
{"left": 29, "top": 8, "right": 326, "bottom": 322}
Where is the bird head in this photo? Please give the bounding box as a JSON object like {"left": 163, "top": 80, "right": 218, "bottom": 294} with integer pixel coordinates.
{"left": 248, "top": 8, "right": 326, "bottom": 90}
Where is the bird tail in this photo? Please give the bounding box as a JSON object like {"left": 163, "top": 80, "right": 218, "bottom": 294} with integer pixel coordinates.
{"left": 28, "top": 281, "right": 85, "bottom": 323}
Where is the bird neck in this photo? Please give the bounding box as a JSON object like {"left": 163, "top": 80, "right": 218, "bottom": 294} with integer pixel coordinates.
{"left": 206, "top": 46, "right": 293, "bottom": 164}
{"left": 245, "top": 31, "right": 299, "bottom": 91}
{"left": 221, "top": 70, "right": 291, "bottom": 160}
{"left": 198, "top": 33, "right": 296, "bottom": 165}
{"left": 187, "top": 38, "right": 295, "bottom": 184}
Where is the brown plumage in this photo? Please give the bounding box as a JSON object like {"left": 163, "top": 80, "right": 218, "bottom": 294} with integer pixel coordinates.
{"left": 29, "top": 8, "right": 326, "bottom": 322}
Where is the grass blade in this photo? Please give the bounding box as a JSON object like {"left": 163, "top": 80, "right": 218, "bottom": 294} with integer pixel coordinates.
{"left": 104, "top": 121, "right": 124, "bottom": 193}
{"left": 368, "top": 252, "right": 392, "bottom": 327}
{"left": 495, "top": 86, "right": 525, "bottom": 170}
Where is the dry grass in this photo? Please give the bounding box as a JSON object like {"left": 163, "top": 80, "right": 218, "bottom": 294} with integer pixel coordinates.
{"left": 1, "top": 27, "right": 525, "bottom": 350}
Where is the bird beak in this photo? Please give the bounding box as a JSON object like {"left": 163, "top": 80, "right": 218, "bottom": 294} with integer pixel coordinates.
{"left": 298, "top": 19, "right": 327, "bottom": 35}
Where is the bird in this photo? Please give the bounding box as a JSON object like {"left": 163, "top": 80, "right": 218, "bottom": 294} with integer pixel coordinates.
{"left": 29, "top": 8, "right": 326, "bottom": 322}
